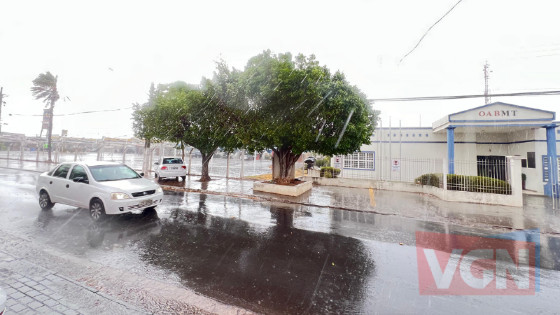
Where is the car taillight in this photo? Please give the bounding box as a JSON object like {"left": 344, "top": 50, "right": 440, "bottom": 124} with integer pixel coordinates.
{"left": 161, "top": 166, "right": 167, "bottom": 170}
{"left": 181, "top": 166, "right": 186, "bottom": 169}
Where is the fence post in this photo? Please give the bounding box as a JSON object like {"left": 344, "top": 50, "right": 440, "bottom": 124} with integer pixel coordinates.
{"left": 20, "top": 141, "right": 24, "bottom": 161}
{"left": 442, "top": 158, "right": 448, "bottom": 190}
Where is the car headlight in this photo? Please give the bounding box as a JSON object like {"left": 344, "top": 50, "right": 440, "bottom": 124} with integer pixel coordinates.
{"left": 156, "top": 186, "right": 163, "bottom": 194}
{"left": 111, "top": 192, "right": 131, "bottom": 200}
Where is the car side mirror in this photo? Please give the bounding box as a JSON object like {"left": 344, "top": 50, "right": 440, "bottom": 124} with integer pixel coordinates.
{"left": 139, "top": 172, "right": 145, "bottom": 177}
{"left": 73, "top": 177, "right": 89, "bottom": 184}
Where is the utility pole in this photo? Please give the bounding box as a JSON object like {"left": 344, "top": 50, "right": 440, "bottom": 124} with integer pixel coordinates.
{"left": 483, "top": 62, "right": 491, "bottom": 104}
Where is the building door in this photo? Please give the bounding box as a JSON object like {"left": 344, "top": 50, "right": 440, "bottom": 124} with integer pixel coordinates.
{"left": 477, "top": 155, "right": 506, "bottom": 180}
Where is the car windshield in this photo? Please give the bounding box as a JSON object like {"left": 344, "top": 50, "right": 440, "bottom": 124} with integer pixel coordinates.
{"left": 87, "top": 165, "right": 141, "bottom": 182}
{"left": 162, "top": 158, "right": 184, "bottom": 164}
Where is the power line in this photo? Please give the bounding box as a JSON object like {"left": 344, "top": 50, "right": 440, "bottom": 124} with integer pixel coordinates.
{"left": 400, "top": 0, "right": 464, "bottom": 63}
{"left": 369, "top": 90, "right": 560, "bottom": 103}
{"left": 9, "top": 106, "right": 133, "bottom": 117}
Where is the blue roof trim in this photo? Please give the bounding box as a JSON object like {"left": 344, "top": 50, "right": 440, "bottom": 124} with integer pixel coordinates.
{"left": 448, "top": 102, "right": 556, "bottom": 120}
{"left": 450, "top": 118, "right": 554, "bottom": 123}
{"left": 449, "top": 124, "right": 553, "bottom": 128}
{"left": 374, "top": 127, "right": 432, "bottom": 130}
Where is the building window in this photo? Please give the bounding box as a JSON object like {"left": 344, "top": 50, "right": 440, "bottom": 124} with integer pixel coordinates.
{"left": 521, "top": 159, "right": 527, "bottom": 168}
{"left": 425, "top": 134, "right": 429, "bottom": 137}
{"left": 343, "top": 152, "right": 374, "bottom": 169}
{"left": 527, "top": 152, "right": 536, "bottom": 168}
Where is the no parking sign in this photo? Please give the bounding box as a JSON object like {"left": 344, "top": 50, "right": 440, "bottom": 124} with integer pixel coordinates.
{"left": 392, "top": 159, "right": 400, "bottom": 171}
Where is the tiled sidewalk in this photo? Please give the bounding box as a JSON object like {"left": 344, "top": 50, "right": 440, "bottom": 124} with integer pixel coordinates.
{"left": 0, "top": 250, "right": 141, "bottom": 315}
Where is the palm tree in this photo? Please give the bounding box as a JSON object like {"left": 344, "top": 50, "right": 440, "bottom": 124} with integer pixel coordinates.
{"left": 31, "top": 72, "right": 59, "bottom": 162}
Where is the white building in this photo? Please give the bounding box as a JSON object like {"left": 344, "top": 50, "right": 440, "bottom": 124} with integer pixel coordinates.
{"left": 334, "top": 102, "right": 559, "bottom": 197}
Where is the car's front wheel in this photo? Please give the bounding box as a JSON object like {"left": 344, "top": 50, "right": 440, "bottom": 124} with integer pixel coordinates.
{"left": 39, "top": 190, "right": 54, "bottom": 210}
{"left": 89, "top": 199, "right": 106, "bottom": 222}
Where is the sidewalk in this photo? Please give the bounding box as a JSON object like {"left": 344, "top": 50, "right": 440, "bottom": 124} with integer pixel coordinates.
{"left": 0, "top": 231, "right": 252, "bottom": 315}
{"left": 163, "top": 175, "right": 560, "bottom": 235}
{"left": 0, "top": 250, "right": 143, "bottom": 314}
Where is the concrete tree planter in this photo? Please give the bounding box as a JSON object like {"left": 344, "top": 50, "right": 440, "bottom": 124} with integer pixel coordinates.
{"left": 253, "top": 180, "right": 313, "bottom": 197}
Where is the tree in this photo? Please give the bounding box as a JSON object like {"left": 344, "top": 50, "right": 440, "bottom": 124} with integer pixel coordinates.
{"left": 132, "top": 83, "right": 158, "bottom": 175}
{"left": 31, "top": 72, "right": 59, "bottom": 162}
{"left": 152, "top": 81, "right": 241, "bottom": 182}
{"left": 240, "top": 51, "right": 377, "bottom": 184}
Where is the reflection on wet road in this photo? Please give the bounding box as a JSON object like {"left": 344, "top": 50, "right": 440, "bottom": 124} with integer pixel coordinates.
{"left": 1, "top": 168, "right": 560, "bottom": 314}
{"left": 141, "top": 202, "right": 373, "bottom": 314}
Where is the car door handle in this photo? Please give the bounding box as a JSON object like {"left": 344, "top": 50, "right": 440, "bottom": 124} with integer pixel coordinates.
{"left": 66, "top": 184, "right": 69, "bottom": 188}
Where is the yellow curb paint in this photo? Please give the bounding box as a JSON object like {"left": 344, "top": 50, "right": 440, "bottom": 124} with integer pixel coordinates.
{"left": 369, "top": 187, "right": 375, "bottom": 207}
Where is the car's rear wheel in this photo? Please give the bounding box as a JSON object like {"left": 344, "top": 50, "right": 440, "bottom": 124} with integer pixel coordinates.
{"left": 39, "top": 190, "right": 54, "bottom": 210}
{"left": 181, "top": 176, "right": 186, "bottom": 181}
{"left": 89, "top": 199, "right": 106, "bottom": 222}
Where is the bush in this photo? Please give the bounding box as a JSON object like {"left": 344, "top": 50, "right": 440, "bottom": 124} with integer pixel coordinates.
{"left": 415, "top": 173, "right": 442, "bottom": 187}
{"left": 320, "top": 166, "right": 341, "bottom": 178}
{"left": 415, "top": 173, "right": 512, "bottom": 195}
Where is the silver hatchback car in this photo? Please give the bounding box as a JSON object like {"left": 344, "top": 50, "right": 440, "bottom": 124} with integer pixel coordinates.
{"left": 153, "top": 157, "right": 187, "bottom": 181}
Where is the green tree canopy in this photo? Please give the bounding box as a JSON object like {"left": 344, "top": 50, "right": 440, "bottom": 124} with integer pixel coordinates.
{"left": 239, "top": 50, "right": 377, "bottom": 182}
{"left": 151, "top": 80, "right": 241, "bottom": 181}
{"left": 134, "top": 51, "right": 376, "bottom": 183}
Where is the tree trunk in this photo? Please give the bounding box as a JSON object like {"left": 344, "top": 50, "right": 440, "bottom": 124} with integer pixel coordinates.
{"left": 272, "top": 147, "right": 301, "bottom": 184}
{"left": 142, "top": 139, "right": 151, "bottom": 177}
{"left": 181, "top": 142, "right": 185, "bottom": 161}
{"left": 200, "top": 151, "right": 214, "bottom": 182}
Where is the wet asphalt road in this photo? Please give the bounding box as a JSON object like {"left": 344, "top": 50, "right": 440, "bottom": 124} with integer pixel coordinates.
{"left": 2, "top": 168, "right": 560, "bottom": 314}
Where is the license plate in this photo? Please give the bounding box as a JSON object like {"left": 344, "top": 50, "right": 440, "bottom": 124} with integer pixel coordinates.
{"left": 171, "top": 167, "right": 178, "bottom": 170}
{"left": 139, "top": 200, "right": 152, "bottom": 207}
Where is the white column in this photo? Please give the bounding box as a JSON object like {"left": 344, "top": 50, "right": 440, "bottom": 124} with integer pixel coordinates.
{"left": 507, "top": 156, "right": 523, "bottom": 207}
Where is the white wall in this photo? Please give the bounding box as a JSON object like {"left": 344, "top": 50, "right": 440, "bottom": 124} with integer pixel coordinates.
{"left": 342, "top": 125, "right": 554, "bottom": 195}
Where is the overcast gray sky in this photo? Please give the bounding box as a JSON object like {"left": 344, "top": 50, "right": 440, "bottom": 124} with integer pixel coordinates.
{"left": 1, "top": 0, "right": 559, "bottom": 138}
